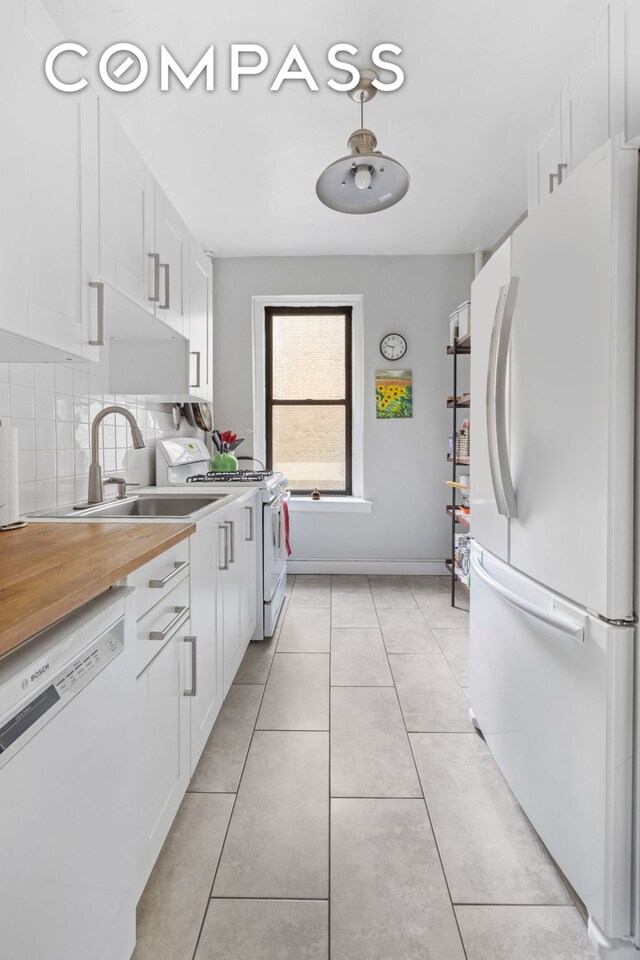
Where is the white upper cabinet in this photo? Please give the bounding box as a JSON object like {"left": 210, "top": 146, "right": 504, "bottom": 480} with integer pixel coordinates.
{"left": 610, "top": 0, "right": 640, "bottom": 145}
{"left": 527, "top": 96, "right": 565, "bottom": 210}
{"left": 526, "top": 2, "right": 640, "bottom": 213}
{"left": 153, "top": 187, "right": 188, "bottom": 335}
{"left": 0, "top": 0, "right": 99, "bottom": 362}
{"left": 98, "top": 103, "right": 155, "bottom": 314}
{"left": 561, "top": 9, "right": 611, "bottom": 173}
{"left": 188, "top": 238, "right": 213, "bottom": 403}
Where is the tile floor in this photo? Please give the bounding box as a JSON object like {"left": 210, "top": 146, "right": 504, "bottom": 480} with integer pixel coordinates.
{"left": 133, "top": 574, "right": 597, "bottom": 960}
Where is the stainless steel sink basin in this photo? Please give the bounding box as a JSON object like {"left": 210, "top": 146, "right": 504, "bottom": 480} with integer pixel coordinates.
{"left": 29, "top": 494, "right": 226, "bottom": 520}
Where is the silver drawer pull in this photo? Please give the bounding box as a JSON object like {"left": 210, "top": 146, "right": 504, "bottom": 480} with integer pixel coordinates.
{"left": 219, "top": 523, "right": 229, "bottom": 571}
{"left": 227, "top": 519, "right": 236, "bottom": 563}
{"left": 184, "top": 636, "right": 197, "bottom": 696}
{"left": 150, "top": 606, "right": 189, "bottom": 641}
{"left": 149, "top": 560, "right": 188, "bottom": 588}
{"left": 245, "top": 505, "right": 254, "bottom": 542}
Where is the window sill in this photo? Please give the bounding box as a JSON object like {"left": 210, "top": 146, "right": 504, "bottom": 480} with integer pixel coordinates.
{"left": 288, "top": 496, "right": 373, "bottom": 514}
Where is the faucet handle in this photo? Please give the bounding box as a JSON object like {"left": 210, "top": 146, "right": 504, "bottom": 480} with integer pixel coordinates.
{"left": 104, "top": 476, "right": 128, "bottom": 501}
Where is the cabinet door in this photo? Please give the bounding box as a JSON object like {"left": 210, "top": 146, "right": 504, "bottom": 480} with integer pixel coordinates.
{"left": 240, "top": 497, "right": 258, "bottom": 642}
{"left": 188, "top": 523, "right": 223, "bottom": 774}
{"left": 527, "top": 95, "right": 564, "bottom": 211}
{"left": 610, "top": 0, "right": 640, "bottom": 146}
{"left": 136, "top": 628, "right": 190, "bottom": 897}
{"left": 188, "top": 237, "right": 213, "bottom": 402}
{"left": 154, "top": 186, "right": 188, "bottom": 334}
{"left": 12, "top": 0, "right": 98, "bottom": 360}
{"left": 99, "top": 102, "right": 155, "bottom": 312}
{"left": 217, "top": 514, "right": 242, "bottom": 697}
{"left": 561, "top": 9, "right": 611, "bottom": 173}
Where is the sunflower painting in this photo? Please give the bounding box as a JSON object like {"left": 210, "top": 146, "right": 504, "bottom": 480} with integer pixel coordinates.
{"left": 375, "top": 369, "right": 413, "bottom": 419}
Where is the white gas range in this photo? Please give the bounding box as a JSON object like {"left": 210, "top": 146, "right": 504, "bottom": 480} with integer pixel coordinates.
{"left": 156, "top": 438, "right": 289, "bottom": 637}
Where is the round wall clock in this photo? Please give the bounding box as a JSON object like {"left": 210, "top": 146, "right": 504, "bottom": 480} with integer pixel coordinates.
{"left": 380, "top": 333, "right": 407, "bottom": 361}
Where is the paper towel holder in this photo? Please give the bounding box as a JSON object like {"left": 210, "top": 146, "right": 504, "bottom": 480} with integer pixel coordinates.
{"left": 0, "top": 419, "right": 27, "bottom": 532}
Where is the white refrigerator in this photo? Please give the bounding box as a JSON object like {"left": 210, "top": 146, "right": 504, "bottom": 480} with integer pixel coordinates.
{"left": 469, "top": 137, "right": 639, "bottom": 956}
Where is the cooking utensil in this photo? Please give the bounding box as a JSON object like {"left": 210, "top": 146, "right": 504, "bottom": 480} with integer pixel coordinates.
{"left": 191, "top": 403, "right": 209, "bottom": 432}
{"left": 198, "top": 403, "right": 213, "bottom": 432}
{"left": 182, "top": 403, "right": 196, "bottom": 428}
{"left": 229, "top": 438, "right": 244, "bottom": 451}
{"left": 212, "top": 430, "right": 222, "bottom": 451}
{"left": 172, "top": 404, "right": 182, "bottom": 430}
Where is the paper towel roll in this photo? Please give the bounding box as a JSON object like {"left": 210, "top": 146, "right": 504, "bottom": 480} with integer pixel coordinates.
{"left": 0, "top": 425, "right": 19, "bottom": 527}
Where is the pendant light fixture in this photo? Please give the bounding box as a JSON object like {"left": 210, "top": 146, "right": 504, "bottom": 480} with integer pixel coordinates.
{"left": 316, "top": 68, "right": 409, "bottom": 214}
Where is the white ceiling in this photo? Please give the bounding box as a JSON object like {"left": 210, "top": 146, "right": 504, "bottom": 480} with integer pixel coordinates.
{"left": 43, "top": 0, "right": 608, "bottom": 257}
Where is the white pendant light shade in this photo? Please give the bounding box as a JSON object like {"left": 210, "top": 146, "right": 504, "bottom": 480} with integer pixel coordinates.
{"left": 316, "top": 128, "right": 409, "bottom": 214}
{"left": 316, "top": 72, "right": 409, "bottom": 215}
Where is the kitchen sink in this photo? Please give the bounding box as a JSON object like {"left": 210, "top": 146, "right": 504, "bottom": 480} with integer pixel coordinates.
{"left": 29, "top": 494, "right": 227, "bottom": 520}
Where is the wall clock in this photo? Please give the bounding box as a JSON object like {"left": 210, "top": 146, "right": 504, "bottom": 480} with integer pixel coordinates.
{"left": 380, "top": 333, "right": 407, "bottom": 361}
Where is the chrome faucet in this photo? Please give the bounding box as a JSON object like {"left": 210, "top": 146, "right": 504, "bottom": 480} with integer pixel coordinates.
{"left": 88, "top": 406, "right": 145, "bottom": 504}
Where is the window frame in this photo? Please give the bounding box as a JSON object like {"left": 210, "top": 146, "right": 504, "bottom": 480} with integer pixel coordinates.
{"left": 264, "top": 305, "right": 353, "bottom": 496}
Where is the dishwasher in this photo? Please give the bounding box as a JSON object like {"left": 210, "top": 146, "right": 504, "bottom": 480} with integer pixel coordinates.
{"left": 0, "top": 586, "right": 137, "bottom": 960}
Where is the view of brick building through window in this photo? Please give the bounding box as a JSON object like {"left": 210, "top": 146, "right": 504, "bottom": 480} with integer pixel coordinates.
{"left": 266, "top": 308, "right": 352, "bottom": 493}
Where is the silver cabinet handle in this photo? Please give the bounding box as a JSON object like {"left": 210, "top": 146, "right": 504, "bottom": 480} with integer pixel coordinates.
{"left": 245, "top": 505, "right": 254, "bottom": 542}
{"left": 184, "top": 636, "right": 197, "bottom": 696}
{"left": 149, "top": 605, "right": 189, "bottom": 641}
{"left": 149, "top": 560, "right": 188, "bottom": 589}
{"left": 190, "top": 351, "right": 201, "bottom": 388}
{"left": 160, "top": 262, "right": 170, "bottom": 310}
{"left": 88, "top": 281, "right": 105, "bottom": 346}
{"left": 149, "top": 253, "right": 160, "bottom": 302}
{"left": 549, "top": 162, "right": 568, "bottom": 194}
{"left": 219, "top": 523, "right": 229, "bottom": 570}
{"left": 227, "top": 520, "right": 236, "bottom": 563}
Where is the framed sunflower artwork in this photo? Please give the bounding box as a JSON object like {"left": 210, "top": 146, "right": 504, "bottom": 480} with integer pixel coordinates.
{"left": 375, "top": 369, "right": 413, "bottom": 419}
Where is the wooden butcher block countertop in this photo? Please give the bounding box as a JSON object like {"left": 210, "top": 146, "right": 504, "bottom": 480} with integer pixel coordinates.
{"left": 0, "top": 521, "right": 195, "bottom": 659}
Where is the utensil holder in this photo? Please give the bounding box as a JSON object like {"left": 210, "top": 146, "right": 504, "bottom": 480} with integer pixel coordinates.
{"left": 211, "top": 453, "right": 238, "bottom": 472}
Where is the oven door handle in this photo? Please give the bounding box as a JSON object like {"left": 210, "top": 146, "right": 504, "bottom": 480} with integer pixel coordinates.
{"left": 271, "top": 490, "right": 291, "bottom": 509}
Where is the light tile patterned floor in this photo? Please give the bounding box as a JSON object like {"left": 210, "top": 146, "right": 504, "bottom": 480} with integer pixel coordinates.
{"left": 133, "top": 575, "right": 596, "bottom": 960}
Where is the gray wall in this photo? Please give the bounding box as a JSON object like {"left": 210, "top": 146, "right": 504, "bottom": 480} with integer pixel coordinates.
{"left": 212, "top": 255, "right": 473, "bottom": 569}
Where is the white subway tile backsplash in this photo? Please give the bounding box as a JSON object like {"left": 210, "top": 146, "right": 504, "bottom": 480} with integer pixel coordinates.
{"left": 55, "top": 365, "right": 74, "bottom": 395}
{"left": 7, "top": 349, "right": 193, "bottom": 516}
{"left": 10, "top": 364, "right": 34, "bottom": 388}
{"left": 12, "top": 418, "right": 35, "bottom": 450}
{"left": 55, "top": 395, "right": 74, "bottom": 422}
{"left": 36, "top": 449, "right": 56, "bottom": 481}
{"left": 56, "top": 450, "right": 75, "bottom": 478}
{"left": 18, "top": 450, "right": 35, "bottom": 483}
{"left": 35, "top": 421, "right": 56, "bottom": 449}
{"left": 36, "top": 479, "right": 57, "bottom": 510}
{"left": 34, "top": 389, "right": 55, "bottom": 421}
{"left": 10, "top": 383, "right": 35, "bottom": 420}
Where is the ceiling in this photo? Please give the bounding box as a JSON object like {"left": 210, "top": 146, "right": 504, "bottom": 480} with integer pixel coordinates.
{"left": 43, "top": 0, "right": 608, "bottom": 257}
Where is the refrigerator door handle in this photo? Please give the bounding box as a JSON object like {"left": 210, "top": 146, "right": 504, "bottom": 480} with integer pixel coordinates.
{"left": 471, "top": 552, "right": 586, "bottom": 643}
{"left": 486, "top": 279, "right": 519, "bottom": 518}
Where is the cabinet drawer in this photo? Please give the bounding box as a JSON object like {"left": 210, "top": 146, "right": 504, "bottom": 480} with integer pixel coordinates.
{"left": 129, "top": 541, "right": 190, "bottom": 620}
{"left": 136, "top": 577, "right": 190, "bottom": 677}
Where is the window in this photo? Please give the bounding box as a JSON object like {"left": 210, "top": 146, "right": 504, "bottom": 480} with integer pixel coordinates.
{"left": 265, "top": 306, "right": 352, "bottom": 495}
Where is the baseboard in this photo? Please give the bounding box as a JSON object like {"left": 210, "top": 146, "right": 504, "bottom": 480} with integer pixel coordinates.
{"left": 286, "top": 559, "right": 448, "bottom": 575}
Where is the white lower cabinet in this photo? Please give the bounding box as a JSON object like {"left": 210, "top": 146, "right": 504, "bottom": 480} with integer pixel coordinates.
{"left": 217, "top": 496, "right": 259, "bottom": 698}
{"left": 136, "top": 615, "right": 191, "bottom": 899}
{"left": 188, "top": 518, "right": 224, "bottom": 773}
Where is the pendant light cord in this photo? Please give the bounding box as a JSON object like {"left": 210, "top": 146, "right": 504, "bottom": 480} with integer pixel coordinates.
{"left": 360, "top": 91, "right": 364, "bottom": 130}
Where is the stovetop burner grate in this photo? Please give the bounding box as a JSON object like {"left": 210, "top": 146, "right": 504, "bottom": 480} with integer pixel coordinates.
{"left": 186, "top": 470, "right": 274, "bottom": 484}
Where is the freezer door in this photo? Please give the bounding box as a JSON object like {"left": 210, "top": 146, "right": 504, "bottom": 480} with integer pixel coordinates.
{"left": 469, "top": 543, "right": 634, "bottom": 937}
{"left": 470, "top": 238, "right": 511, "bottom": 561}
{"left": 509, "top": 138, "right": 637, "bottom": 619}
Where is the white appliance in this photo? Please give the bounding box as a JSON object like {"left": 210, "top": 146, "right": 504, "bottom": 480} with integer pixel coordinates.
{"left": 0, "top": 587, "right": 136, "bottom": 960}
{"left": 470, "top": 137, "right": 639, "bottom": 957}
{"left": 155, "top": 438, "right": 290, "bottom": 637}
